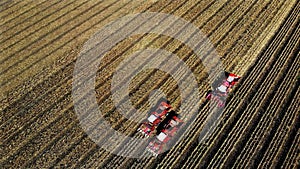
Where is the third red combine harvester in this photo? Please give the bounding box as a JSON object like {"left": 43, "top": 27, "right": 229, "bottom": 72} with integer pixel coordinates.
{"left": 206, "top": 71, "right": 241, "bottom": 107}
{"left": 137, "top": 99, "right": 183, "bottom": 156}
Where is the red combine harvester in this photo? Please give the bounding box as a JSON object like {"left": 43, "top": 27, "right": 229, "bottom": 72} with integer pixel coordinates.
{"left": 206, "top": 71, "right": 241, "bottom": 107}
{"left": 137, "top": 99, "right": 183, "bottom": 156}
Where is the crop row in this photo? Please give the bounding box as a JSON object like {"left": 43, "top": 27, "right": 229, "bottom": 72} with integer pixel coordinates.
{"left": 0, "top": 0, "right": 100, "bottom": 73}
{"left": 0, "top": 0, "right": 114, "bottom": 106}
{"left": 1, "top": 0, "right": 188, "bottom": 164}
{"left": 193, "top": 0, "right": 296, "bottom": 168}
{"left": 231, "top": 17, "right": 299, "bottom": 167}
{"left": 51, "top": 0, "right": 258, "bottom": 166}
{"left": 0, "top": 0, "right": 81, "bottom": 53}
{"left": 257, "top": 64, "right": 299, "bottom": 168}
{"left": 1, "top": 0, "right": 46, "bottom": 26}
{"left": 0, "top": 0, "right": 152, "bottom": 107}
{"left": 178, "top": 0, "right": 297, "bottom": 168}
{"left": 150, "top": 0, "right": 265, "bottom": 167}
{"left": 208, "top": 19, "right": 298, "bottom": 169}
{"left": 31, "top": 0, "right": 296, "bottom": 168}
{"left": 0, "top": 0, "right": 151, "bottom": 130}
{"left": 281, "top": 125, "right": 300, "bottom": 169}
{"left": 206, "top": 9, "right": 296, "bottom": 169}
{"left": 0, "top": 0, "right": 27, "bottom": 19}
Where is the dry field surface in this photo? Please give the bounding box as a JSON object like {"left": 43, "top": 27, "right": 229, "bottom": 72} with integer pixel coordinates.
{"left": 0, "top": 0, "right": 299, "bottom": 168}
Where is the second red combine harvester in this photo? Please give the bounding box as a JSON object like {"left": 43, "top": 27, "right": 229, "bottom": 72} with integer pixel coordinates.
{"left": 206, "top": 71, "right": 241, "bottom": 107}
{"left": 137, "top": 99, "right": 183, "bottom": 156}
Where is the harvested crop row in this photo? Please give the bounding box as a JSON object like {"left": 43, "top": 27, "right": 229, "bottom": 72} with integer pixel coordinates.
{"left": 1, "top": 0, "right": 155, "bottom": 166}
{"left": 104, "top": 68, "right": 211, "bottom": 169}
{"left": 0, "top": 0, "right": 167, "bottom": 114}
{"left": 0, "top": 0, "right": 81, "bottom": 52}
{"left": 0, "top": 0, "right": 156, "bottom": 108}
{"left": 0, "top": 95, "right": 75, "bottom": 167}
{"left": 0, "top": 0, "right": 56, "bottom": 40}
{"left": 1, "top": 0, "right": 48, "bottom": 33}
{"left": 2, "top": 1, "right": 180, "bottom": 166}
{"left": 0, "top": 0, "right": 205, "bottom": 115}
{"left": 0, "top": 0, "right": 99, "bottom": 65}
{"left": 1, "top": 0, "right": 297, "bottom": 168}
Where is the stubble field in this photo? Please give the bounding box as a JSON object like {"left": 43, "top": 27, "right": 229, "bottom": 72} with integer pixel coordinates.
{"left": 0, "top": 0, "right": 299, "bottom": 168}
